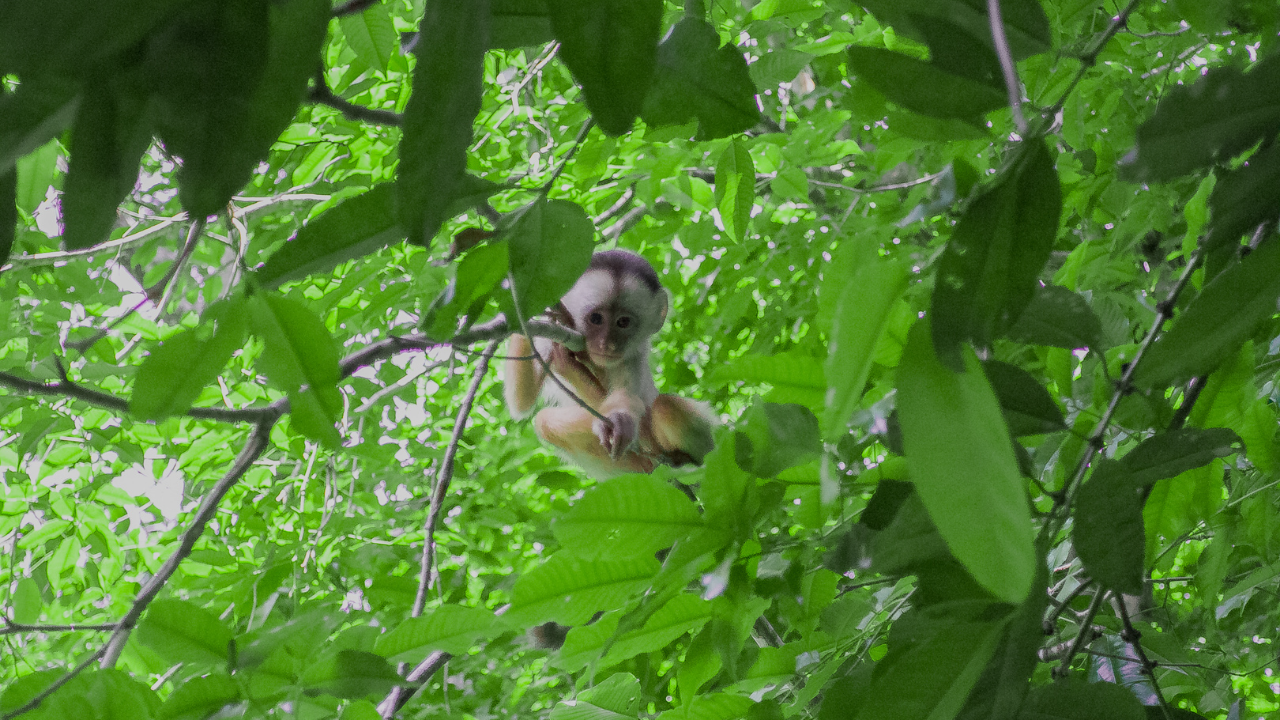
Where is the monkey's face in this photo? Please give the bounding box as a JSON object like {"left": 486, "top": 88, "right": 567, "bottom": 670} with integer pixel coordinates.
{"left": 582, "top": 304, "right": 647, "bottom": 367}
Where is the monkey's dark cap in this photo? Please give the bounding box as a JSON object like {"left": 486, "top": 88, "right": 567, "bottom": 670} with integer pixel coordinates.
{"left": 590, "top": 249, "right": 661, "bottom": 292}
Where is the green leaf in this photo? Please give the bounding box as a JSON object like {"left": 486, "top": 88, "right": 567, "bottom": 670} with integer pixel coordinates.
{"left": 1020, "top": 678, "right": 1145, "bottom": 720}
{"left": 857, "top": 0, "right": 1050, "bottom": 62}
{"left": 558, "top": 595, "right": 712, "bottom": 672}
{"left": 699, "top": 435, "right": 755, "bottom": 536}
{"left": 11, "top": 578, "right": 41, "bottom": 625}
{"left": 549, "top": 0, "right": 662, "bottom": 136}
{"left": 1119, "top": 427, "right": 1242, "bottom": 487}
{"left": 398, "top": 0, "right": 489, "bottom": 246}
{"left": 0, "top": 79, "right": 78, "bottom": 171}
{"left": 340, "top": 3, "right": 398, "bottom": 74}
{"left": 734, "top": 401, "right": 821, "bottom": 478}
{"left": 506, "top": 197, "right": 596, "bottom": 320}
{"left": 956, "top": 561, "right": 1048, "bottom": 720}
{"left": 0, "top": 165, "right": 13, "bottom": 268}
{"left": 1073, "top": 459, "right": 1146, "bottom": 594}
{"left": 982, "top": 360, "right": 1065, "bottom": 436}
{"left": 130, "top": 301, "right": 248, "bottom": 420}
{"left": 1206, "top": 140, "right": 1280, "bottom": 251}
{"left": 823, "top": 257, "right": 909, "bottom": 439}
{"left": 896, "top": 320, "right": 1035, "bottom": 604}
{"left": 707, "top": 351, "right": 825, "bottom": 409}
{"left": 425, "top": 239, "right": 510, "bottom": 338}
{"left": 15, "top": 139, "right": 59, "bottom": 216}
{"left": 0, "top": 0, "right": 178, "bottom": 78}
{"left": 931, "top": 139, "right": 1061, "bottom": 369}
{"left": 301, "top": 650, "right": 400, "bottom": 700}
{"left": 249, "top": 294, "right": 343, "bottom": 447}
{"left": 550, "top": 672, "right": 642, "bottom": 718}
{"left": 1136, "top": 238, "right": 1280, "bottom": 388}
{"left": 845, "top": 46, "right": 1004, "bottom": 121}
{"left": 854, "top": 605, "right": 1009, "bottom": 720}
{"left": 553, "top": 474, "right": 704, "bottom": 560}
{"left": 656, "top": 693, "right": 754, "bottom": 720}
{"left": 749, "top": 48, "right": 815, "bottom": 88}
{"left": 713, "top": 140, "right": 754, "bottom": 243}
{"left": 642, "top": 17, "right": 760, "bottom": 140}
{"left": 158, "top": 674, "right": 240, "bottom": 720}
{"left": 374, "top": 605, "right": 499, "bottom": 661}
{"left": 1005, "top": 284, "right": 1106, "bottom": 350}
{"left": 257, "top": 184, "right": 404, "bottom": 289}
{"left": 508, "top": 553, "right": 660, "bottom": 626}
{"left": 146, "top": 0, "right": 270, "bottom": 218}
{"left": 1125, "top": 53, "right": 1280, "bottom": 182}
{"left": 60, "top": 75, "right": 151, "bottom": 251}
{"left": 491, "top": 0, "right": 554, "bottom": 49}
{"left": 135, "top": 599, "right": 234, "bottom": 667}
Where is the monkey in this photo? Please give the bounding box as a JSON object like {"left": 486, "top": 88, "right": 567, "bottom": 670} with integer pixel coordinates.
{"left": 503, "top": 249, "right": 716, "bottom": 478}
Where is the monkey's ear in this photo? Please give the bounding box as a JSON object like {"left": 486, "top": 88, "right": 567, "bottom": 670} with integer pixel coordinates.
{"left": 657, "top": 289, "right": 670, "bottom": 327}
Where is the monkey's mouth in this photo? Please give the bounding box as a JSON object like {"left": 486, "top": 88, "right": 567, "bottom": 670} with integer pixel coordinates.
{"left": 590, "top": 351, "right": 624, "bottom": 364}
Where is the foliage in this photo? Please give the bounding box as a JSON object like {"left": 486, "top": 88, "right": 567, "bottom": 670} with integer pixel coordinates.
{"left": 1, "top": 1, "right": 1280, "bottom": 719}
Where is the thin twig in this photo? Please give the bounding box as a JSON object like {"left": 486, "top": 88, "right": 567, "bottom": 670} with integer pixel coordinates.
{"left": 592, "top": 185, "right": 636, "bottom": 225}
{"left": 1042, "top": 251, "right": 1201, "bottom": 539}
{"left": 309, "top": 68, "right": 403, "bottom": 126}
{"left": 1, "top": 217, "right": 182, "bottom": 271}
{"left": 0, "top": 622, "right": 118, "bottom": 636}
{"left": 1116, "top": 597, "right": 1173, "bottom": 714}
{"left": 1042, "top": 0, "right": 1142, "bottom": 120}
{"left": 414, "top": 341, "right": 498, "bottom": 616}
{"left": 987, "top": 0, "right": 1027, "bottom": 134}
{"left": 540, "top": 119, "right": 595, "bottom": 195}
{"left": 1055, "top": 588, "right": 1106, "bottom": 677}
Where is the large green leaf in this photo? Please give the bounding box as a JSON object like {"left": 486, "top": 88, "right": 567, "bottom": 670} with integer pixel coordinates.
{"left": 931, "top": 139, "right": 1061, "bottom": 369}
{"left": 982, "top": 360, "right": 1065, "bottom": 437}
{"left": 1020, "top": 678, "right": 1145, "bottom": 720}
{"left": 845, "top": 46, "right": 1004, "bottom": 121}
{"left": 823, "top": 256, "right": 909, "bottom": 439}
{"left": 1004, "top": 284, "right": 1106, "bottom": 350}
{"left": 491, "top": 0, "right": 554, "bottom": 48}
{"left": 557, "top": 594, "right": 713, "bottom": 672}
{"left": 425, "top": 239, "right": 510, "bottom": 337}
{"left": 955, "top": 561, "right": 1048, "bottom": 720}
{"left": 642, "top": 17, "right": 760, "bottom": 140}
{"left": 505, "top": 197, "right": 596, "bottom": 320}
{"left": 1126, "top": 53, "right": 1280, "bottom": 182}
{"left": 249, "top": 294, "right": 343, "bottom": 447}
{"left": 550, "top": 673, "right": 642, "bottom": 718}
{"left": 136, "top": 599, "right": 234, "bottom": 667}
{"left": 1119, "top": 427, "right": 1242, "bottom": 487}
{"left": 734, "top": 401, "right": 821, "bottom": 478}
{"left": 0, "top": 164, "right": 14, "bottom": 268}
{"left": 1206, "top": 140, "right": 1280, "bottom": 251}
{"left": 374, "top": 605, "right": 499, "bottom": 661}
{"left": 507, "top": 553, "right": 660, "bottom": 626}
{"left": 854, "top": 604, "right": 1010, "bottom": 720}
{"left": 1137, "top": 238, "right": 1280, "bottom": 388}
{"left": 549, "top": 0, "right": 662, "bottom": 136}
{"left": 158, "top": 674, "right": 240, "bottom": 720}
{"left": 146, "top": 0, "right": 269, "bottom": 218}
{"left": 0, "top": 0, "right": 182, "bottom": 78}
{"left": 398, "top": 0, "right": 489, "bottom": 246}
{"left": 553, "top": 474, "right": 704, "bottom": 560}
{"left": 300, "top": 650, "right": 400, "bottom": 700}
{"left": 130, "top": 300, "right": 248, "bottom": 420}
{"left": 707, "top": 352, "right": 825, "bottom": 409}
{"left": 1073, "top": 459, "right": 1146, "bottom": 594}
{"left": 896, "top": 320, "right": 1035, "bottom": 604}
{"left": 857, "top": 0, "right": 1050, "bottom": 62}
{"left": 257, "top": 184, "right": 404, "bottom": 288}
{"left": 0, "top": 79, "right": 79, "bottom": 170}
{"left": 714, "top": 139, "right": 754, "bottom": 243}
{"left": 339, "top": 2, "right": 398, "bottom": 74}
{"left": 61, "top": 74, "right": 152, "bottom": 251}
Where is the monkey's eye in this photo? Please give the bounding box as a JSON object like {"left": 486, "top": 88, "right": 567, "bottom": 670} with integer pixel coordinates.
{"left": 588, "top": 312, "right": 604, "bottom": 325}
{"left": 616, "top": 316, "right": 632, "bottom": 329}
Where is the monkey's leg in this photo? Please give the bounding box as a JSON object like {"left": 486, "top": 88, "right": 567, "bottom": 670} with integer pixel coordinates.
{"left": 535, "top": 407, "right": 655, "bottom": 476}
{"left": 503, "top": 335, "right": 545, "bottom": 419}
{"left": 648, "top": 394, "right": 716, "bottom": 465}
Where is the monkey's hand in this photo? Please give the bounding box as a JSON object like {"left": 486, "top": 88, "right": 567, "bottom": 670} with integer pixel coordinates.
{"left": 549, "top": 343, "right": 606, "bottom": 401}
{"left": 594, "top": 411, "right": 638, "bottom": 460}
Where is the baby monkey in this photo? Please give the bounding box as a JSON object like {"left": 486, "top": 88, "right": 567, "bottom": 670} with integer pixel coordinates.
{"left": 504, "top": 250, "right": 715, "bottom": 477}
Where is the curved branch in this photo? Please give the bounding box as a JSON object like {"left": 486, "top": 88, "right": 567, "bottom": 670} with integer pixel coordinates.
{"left": 309, "top": 69, "right": 403, "bottom": 127}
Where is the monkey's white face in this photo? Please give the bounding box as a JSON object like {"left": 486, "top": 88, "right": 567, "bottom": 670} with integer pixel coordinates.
{"left": 561, "top": 270, "right": 667, "bottom": 367}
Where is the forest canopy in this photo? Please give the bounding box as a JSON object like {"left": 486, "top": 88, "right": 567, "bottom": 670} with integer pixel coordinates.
{"left": 1, "top": 0, "right": 1280, "bottom": 719}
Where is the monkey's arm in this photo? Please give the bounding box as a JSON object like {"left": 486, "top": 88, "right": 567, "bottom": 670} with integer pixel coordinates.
{"left": 648, "top": 394, "right": 717, "bottom": 465}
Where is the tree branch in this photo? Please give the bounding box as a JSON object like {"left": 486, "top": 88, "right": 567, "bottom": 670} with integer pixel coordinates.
{"left": 0, "top": 622, "right": 118, "bottom": 636}
{"left": 309, "top": 69, "right": 403, "bottom": 127}
{"left": 987, "top": 0, "right": 1026, "bottom": 134}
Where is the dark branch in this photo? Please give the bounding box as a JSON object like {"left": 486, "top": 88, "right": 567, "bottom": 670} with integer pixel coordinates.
{"left": 309, "top": 69, "right": 403, "bottom": 127}
{"left": 332, "top": 0, "right": 379, "bottom": 16}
